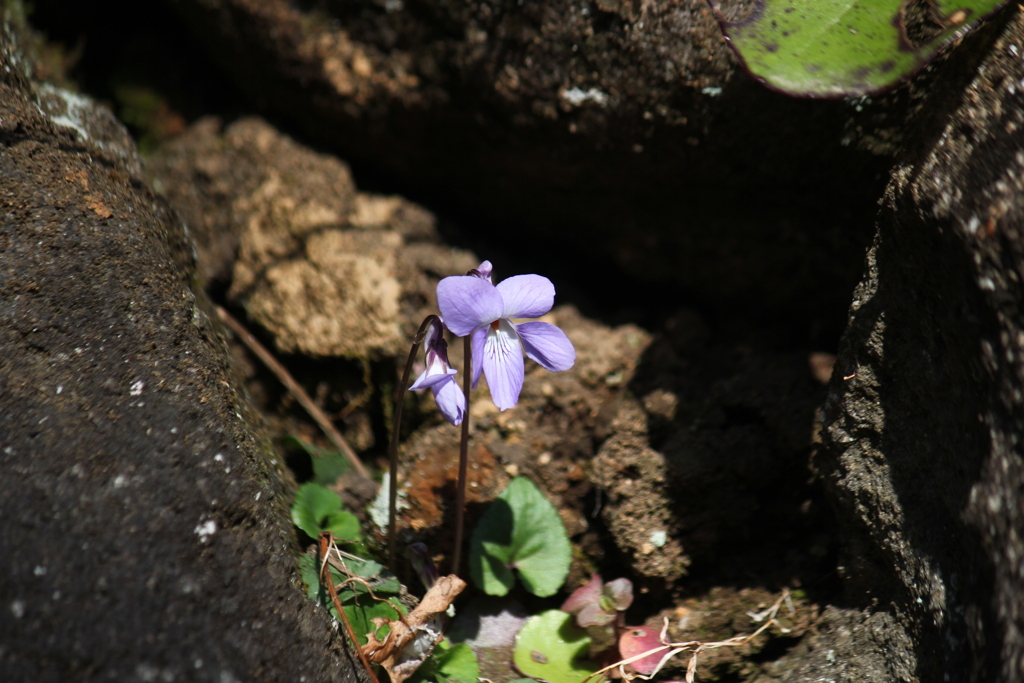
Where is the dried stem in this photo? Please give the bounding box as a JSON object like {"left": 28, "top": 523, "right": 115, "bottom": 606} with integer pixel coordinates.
{"left": 319, "top": 533, "right": 382, "bottom": 683}
{"left": 215, "top": 305, "right": 370, "bottom": 481}
{"left": 582, "top": 590, "right": 793, "bottom": 683}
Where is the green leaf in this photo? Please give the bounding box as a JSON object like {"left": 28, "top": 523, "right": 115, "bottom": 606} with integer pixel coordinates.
{"left": 323, "top": 510, "right": 360, "bottom": 541}
{"left": 513, "top": 611, "right": 602, "bottom": 683}
{"left": 411, "top": 640, "right": 480, "bottom": 683}
{"left": 291, "top": 482, "right": 361, "bottom": 541}
{"left": 345, "top": 557, "right": 386, "bottom": 581}
{"left": 296, "top": 554, "right": 403, "bottom": 647}
{"left": 283, "top": 434, "right": 351, "bottom": 485}
{"left": 298, "top": 553, "right": 324, "bottom": 603}
{"left": 434, "top": 642, "right": 478, "bottom": 683}
{"left": 470, "top": 477, "right": 571, "bottom": 598}
{"left": 716, "top": 0, "right": 1010, "bottom": 96}
{"left": 339, "top": 591, "right": 402, "bottom": 647}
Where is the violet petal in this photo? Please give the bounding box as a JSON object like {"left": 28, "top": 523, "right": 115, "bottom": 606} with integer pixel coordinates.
{"left": 470, "top": 260, "right": 494, "bottom": 281}
{"left": 437, "top": 275, "right": 503, "bottom": 337}
{"left": 408, "top": 366, "right": 458, "bottom": 391}
{"left": 422, "top": 316, "right": 444, "bottom": 352}
{"left": 470, "top": 327, "right": 486, "bottom": 389}
{"left": 482, "top": 320, "right": 524, "bottom": 410}
{"left": 516, "top": 321, "right": 575, "bottom": 372}
{"left": 410, "top": 338, "right": 457, "bottom": 391}
{"left": 496, "top": 274, "right": 555, "bottom": 319}
{"left": 432, "top": 375, "right": 466, "bottom": 425}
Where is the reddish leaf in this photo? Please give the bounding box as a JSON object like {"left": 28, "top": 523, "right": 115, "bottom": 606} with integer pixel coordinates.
{"left": 602, "top": 578, "right": 633, "bottom": 612}
{"left": 561, "top": 573, "right": 603, "bottom": 614}
{"left": 618, "top": 626, "right": 665, "bottom": 676}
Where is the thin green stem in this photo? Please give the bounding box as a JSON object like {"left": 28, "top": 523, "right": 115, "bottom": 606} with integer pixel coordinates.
{"left": 451, "top": 334, "right": 472, "bottom": 576}
{"left": 388, "top": 316, "right": 438, "bottom": 568}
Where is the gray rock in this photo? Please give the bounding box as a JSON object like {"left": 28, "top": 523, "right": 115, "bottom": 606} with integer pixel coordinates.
{"left": 815, "top": 8, "right": 1024, "bottom": 681}
{"left": 0, "top": 7, "right": 362, "bottom": 681}
{"left": 760, "top": 607, "right": 916, "bottom": 683}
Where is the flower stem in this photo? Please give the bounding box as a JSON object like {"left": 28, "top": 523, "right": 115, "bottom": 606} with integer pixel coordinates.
{"left": 451, "top": 335, "right": 472, "bottom": 575}
{"left": 388, "top": 316, "right": 439, "bottom": 568}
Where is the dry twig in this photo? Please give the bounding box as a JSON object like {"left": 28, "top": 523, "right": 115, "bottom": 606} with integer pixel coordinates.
{"left": 216, "top": 305, "right": 370, "bottom": 480}
{"left": 361, "top": 574, "right": 466, "bottom": 683}
{"left": 319, "top": 533, "right": 383, "bottom": 683}
{"left": 583, "top": 589, "right": 794, "bottom": 683}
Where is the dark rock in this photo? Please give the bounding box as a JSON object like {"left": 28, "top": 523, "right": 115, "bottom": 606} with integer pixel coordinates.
{"left": 813, "top": 7, "right": 1024, "bottom": 681}
{"left": 159, "top": 0, "right": 888, "bottom": 326}
{"left": 592, "top": 312, "right": 830, "bottom": 588}
{"left": 758, "top": 606, "right": 916, "bottom": 682}
{"left": 0, "top": 7, "right": 362, "bottom": 682}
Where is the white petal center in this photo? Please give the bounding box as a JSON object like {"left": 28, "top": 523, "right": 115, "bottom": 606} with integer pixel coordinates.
{"left": 485, "top": 318, "right": 521, "bottom": 361}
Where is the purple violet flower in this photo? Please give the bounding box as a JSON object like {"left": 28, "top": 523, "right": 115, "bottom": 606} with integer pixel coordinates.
{"left": 408, "top": 317, "right": 466, "bottom": 425}
{"left": 436, "top": 260, "right": 575, "bottom": 410}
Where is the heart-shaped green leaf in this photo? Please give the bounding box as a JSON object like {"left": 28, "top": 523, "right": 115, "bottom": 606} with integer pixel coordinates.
{"left": 470, "top": 477, "right": 571, "bottom": 598}
{"left": 513, "top": 610, "right": 602, "bottom": 683}
{"left": 291, "top": 482, "right": 361, "bottom": 541}
{"left": 715, "top": 0, "right": 1010, "bottom": 96}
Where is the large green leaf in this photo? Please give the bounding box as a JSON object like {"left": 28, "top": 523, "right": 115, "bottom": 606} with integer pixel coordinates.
{"left": 715, "top": 0, "right": 1009, "bottom": 96}
{"left": 512, "top": 611, "right": 602, "bottom": 683}
{"left": 469, "top": 477, "right": 571, "bottom": 598}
